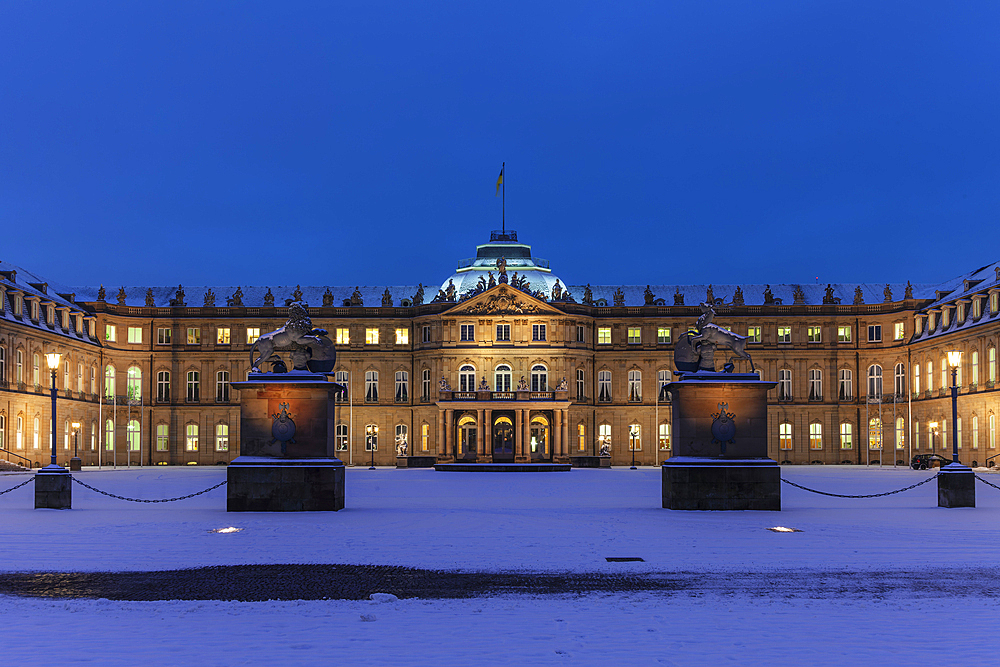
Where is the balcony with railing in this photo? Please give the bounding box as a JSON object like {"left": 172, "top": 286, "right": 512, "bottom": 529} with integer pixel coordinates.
{"left": 440, "top": 389, "right": 566, "bottom": 402}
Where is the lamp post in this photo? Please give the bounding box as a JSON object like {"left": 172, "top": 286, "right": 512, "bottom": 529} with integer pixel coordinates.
{"left": 70, "top": 421, "right": 82, "bottom": 471}
{"left": 947, "top": 350, "right": 962, "bottom": 464}
{"left": 35, "top": 352, "right": 71, "bottom": 509}
{"left": 937, "top": 349, "right": 974, "bottom": 508}
{"left": 629, "top": 424, "right": 638, "bottom": 470}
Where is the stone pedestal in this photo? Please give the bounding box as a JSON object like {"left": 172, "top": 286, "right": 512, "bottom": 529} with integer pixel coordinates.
{"left": 938, "top": 463, "right": 975, "bottom": 508}
{"left": 228, "top": 373, "right": 346, "bottom": 512}
{"left": 569, "top": 455, "right": 612, "bottom": 468}
{"left": 396, "top": 456, "right": 437, "bottom": 468}
{"left": 662, "top": 372, "right": 780, "bottom": 510}
{"left": 35, "top": 466, "right": 72, "bottom": 509}
{"left": 69, "top": 457, "right": 82, "bottom": 472}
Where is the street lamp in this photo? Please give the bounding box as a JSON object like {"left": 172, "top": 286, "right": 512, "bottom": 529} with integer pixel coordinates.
{"left": 629, "top": 424, "right": 639, "bottom": 470}
{"left": 70, "top": 421, "right": 82, "bottom": 471}
{"left": 947, "top": 349, "right": 962, "bottom": 464}
{"left": 45, "top": 353, "right": 62, "bottom": 469}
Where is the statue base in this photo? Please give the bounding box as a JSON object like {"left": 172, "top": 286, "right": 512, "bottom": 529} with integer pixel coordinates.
{"left": 227, "top": 457, "right": 344, "bottom": 512}
{"left": 937, "top": 463, "right": 975, "bottom": 508}
{"left": 34, "top": 466, "right": 72, "bottom": 509}
{"left": 662, "top": 457, "right": 780, "bottom": 511}
{"left": 569, "top": 456, "right": 612, "bottom": 468}
{"left": 396, "top": 456, "right": 437, "bottom": 468}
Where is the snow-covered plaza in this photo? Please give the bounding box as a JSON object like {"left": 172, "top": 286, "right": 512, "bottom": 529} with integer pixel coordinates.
{"left": 1, "top": 465, "right": 998, "bottom": 666}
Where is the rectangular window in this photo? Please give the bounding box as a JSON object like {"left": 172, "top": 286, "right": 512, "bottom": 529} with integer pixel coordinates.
{"left": 809, "top": 423, "right": 822, "bottom": 450}
{"left": 496, "top": 323, "right": 510, "bottom": 341}
{"left": 156, "top": 424, "right": 168, "bottom": 452}
{"left": 421, "top": 369, "right": 431, "bottom": 401}
{"left": 366, "top": 328, "right": 379, "bottom": 345}
{"left": 598, "top": 370, "right": 612, "bottom": 402}
{"left": 365, "top": 371, "right": 378, "bottom": 402}
{"left": 217, "top": 327, "right": 230, "bottom": 345}
{"left": 105, "top": 325, "right": 117, "bottom": 342}
{"left": 578, "top": 424, "right": 586, "bottom": 451}
{"left": 532, "top": 324, "right": 546, "bottom": 341}
{"left": 840, "top": 423, "right": 853, "bottom": 449}
{"left": 628, "top": 370, "right": 642, "bottom": 402}
{"left": 336, "top": 328, "right": 350, "bottom": 345}
{"left": 127, "top": 327, "right": 142, "bottom": 344}
{"left": 215, "top": 424, "right": 229, "bottom": 452}
{"left": 156, "top": 371, "right": 170, "bottom": 402}
{"left": 576, "top": 369, "right": 585, "bottom": 401}
{"left": 187, "top": 328, "right": 200, "bottom": 345}
{"left": 868, "top": 325, "right": 882, "bottom": 342}
{"left": 576, "top": 325, "right": 585, "bottom": 343}
{"left": 777, "top": 326, "right": 791, "bottom": 343}
{"left": 421, "top": 423, "right": 429, "bottom": 452}
{"left": 246, "top": 328, "right": 261, "bottom": 344}
{"left": 657, "top": 369, "right": 670, "bottom": 402}
{"left": 186, "top": 371, "right": 200, "bottom": 402}
{"left": 659, "top": 422, "right": 671, "bottom": 451}
{"left": 422, "top": 326, "right": 431, "bottom": 343}
{"left": 746, "top": 326, "right": 761, "bottom": 343}
{"left": 185, "top": 424, "right": 199, "bottom": 452}
{"left": 779, "top": 423, "right": 792, "bottom": 450}
{"left": 395, "top": 371, "right": 408, "bottom": 402}
{"left": 808, "top": 369, "right": 822, "bottom": 401}
{"left": 628, "top": 424, "right": 641, "bottom": 451}
{"left": 893, "top": 322, "right": 905, "bottom": 340}
{"left": 657, "top": 327, "right": 671, "bottom": 344}
{"left": 157, "top": 328, "right": 171, "bottom": 344}
{"left": 216, "top": 371, "right": 230, "bottom": 403}
{"left": 628, "top": 327, "right": 641, "bottom": 344}
{"left": 778, "top": 369, "right": 791, "bottom": 400}
{"left": 598, "top": 424, "right": 611, "bottom": 454}
{"left": 335, "top": 370, "right": 349, "bottom": 398}
{"left": 460, "top": 324, "right": 475, "bottom": 341}
{"left": 807, "top": 326, "right": 821, "bottom": 343}
{"left": 598, "top": 327, "right": 611, "bottom": 344}
{"left": 336, "top": 424, "right": 349, "bottom": 451}
{"left": 395, "top": 328, "right": 408, "bottom": 345}
{"left": 365, "top": 424, "right": 378, "bottom": 451}
{"left": 838, "top": 325, "right": 852, "bottom": 343}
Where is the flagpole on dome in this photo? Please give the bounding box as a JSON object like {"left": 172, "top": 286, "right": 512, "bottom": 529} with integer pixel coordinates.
{"left": 496, "top": 163, "right": 505, "bottom": 234}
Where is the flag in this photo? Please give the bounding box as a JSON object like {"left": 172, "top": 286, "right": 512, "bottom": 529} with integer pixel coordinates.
{"left": 495, "top": 166, "right": 503, "bottom": 196}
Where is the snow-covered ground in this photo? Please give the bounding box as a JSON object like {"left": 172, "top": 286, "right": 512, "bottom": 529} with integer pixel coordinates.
{"left": 1, "top": 465, "right": 998, "bottom": 666}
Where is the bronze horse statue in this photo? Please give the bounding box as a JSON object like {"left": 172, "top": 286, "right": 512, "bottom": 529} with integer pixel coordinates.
{"left": 681, "top": 302, "right": 754, "bottom": 372}
{"left": 250, "top": 302, "right": 336, "bottom": 373}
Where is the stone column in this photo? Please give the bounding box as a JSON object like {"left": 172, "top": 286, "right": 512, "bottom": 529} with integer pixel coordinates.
{"left": 553, "top": 410, "right": 562, "bottom": 458}
{"left": 562, "top": 409, "right": 570, "bottom": 456}
{"left": 438, "top": 410, "right": 446, "bottom": 456}
{"left": 515, "top": 409, "right": 522, "bottom": 458}
{"left": 485, "top": 408, "right": 492, "bottom": 460}
{"left": 523, "top": 409, "right": 531, "bottom": 459}
{"left": 477, "top": 409, "right": 485, "bottom": 459}
{"left": 445, "top": 410, "right": 454, "bottom": 460}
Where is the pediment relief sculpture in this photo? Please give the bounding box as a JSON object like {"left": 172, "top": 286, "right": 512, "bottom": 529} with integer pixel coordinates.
{"left": 456, "top": 285, "right": 550, "bottom": 315}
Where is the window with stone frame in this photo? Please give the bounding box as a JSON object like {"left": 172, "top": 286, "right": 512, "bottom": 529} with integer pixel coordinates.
{"left": 779, "top": 422, "right": 792, "bottom": 450}
{"left": 657, "top": 327, "right": 672, "bottom": 344}
{"left": 106, "top": 324, "right": 117, "bottom": 342}
{"left": 809, "top": 422, "right": 822, "bottom": 450}
{"left": 597, "top": 327, "right": 611, "bottom": 344}
{"left": 576, "top": 369, "right": 585, "bottom": 401}
{"left": 494, "top": 365, "right": 512, "bottom": 392}
{"left": 365, "top": 370, "right": 379, "bottom": 402}
{"left": 657, "top": 369, "right": 670, "bottom": 402}
{"left": 746, "top": 326, "right": 761, "bottom": 343}
{"left": 336, "top": 328, "right": 350, "bottom": 345}
{"left": 185, "top": 424, "right": 198, "bottom": 451}
{"left": 576, "top": 325, "right": 585, "bottom": 343}
{"left": 336, "top": 424, "right": 349, "bottom": 451}
{"left": 216, "top": 424, "right": 229, "bottom": 451}
{"left": 395, "top": 328, "right": 408, "bottom": 345}
{"left": 460, "top": 324, "right": 475, "bottom": 342}
{"left": 365, "top": 328, "right": 379, "bottom": 345}
{"left": 894, "top": 363, "right": 906, "bottom": 397}
{"left": 530, "top": 364, "right": 548, "bottom": 392}
{"left": 659, "top": 422, "right": 671, "bottom": 451}
{"left": 598, "top": 370, "right": 612, "bottom": 402}
{"left": 365, "top": 424, "right": 378, "bottom": 451}
{"left": 778, "top": 369, "right": 791, "bottom": 400}
{"left": 157, "top": 328, "right": 171, "bottom": 344}
{"left": 840, "top": 422, "right": 853, "bottom": 449}
{"left": 127, "top": 327, "right": 142, "bottom": 344}
{"left": 627, "top": 369, "right": 641, "bottom": 402}
{"left": 532, "top": 324, "right": 546, "bottom": 341}
{"left": 628, "top": 327, "right": 641, "bottom": 344}
{"left": 777, "top": 326, "right": 791, "bottom": 343}
{"left": 395, "top": 370, "right": 408, "bottom": 402}
{"left": 868, "top": 325, "right": 882, "bottom": 342}
{"left": 216, "top": 370, "right": 230, "bottom": 403}
{"left": 422, "top": 326, "right": 431, "bottom": 343}
{"left": 867, "top": 365, "right": 882, "bottom": 398}
{"left": 808, "top": 369, "right": 822, "bottom": 401}
{"left": 421, "top": 369, "right": 431, "bottom": 401}
{"left": 628, "top": 424, "right": 641, "bottom": 451}
{"left": 894, "top": 322, "right": 905, "bottom": 340}
{"left": 186, "top": 370, "right": 200, "bottom": 402}
{"left": 838, "top": 325, "right": 851, "bottom": 343}
{"left": 246, "top": 328, "right": 260, "bottom": 344}
{"left": 459, "top": 365, "right": 476, "bottom": 392}
{"left": 496, "top": 323, "right": 510, "bottom": 341}
{"left": 156, "top": 424, "right": 168, "bottom": 451}
{"left": 807, "top": 326, "right": 821, "bottom": 343}
{"left": 335, "top": 370, "right": 349, "bottom": 398}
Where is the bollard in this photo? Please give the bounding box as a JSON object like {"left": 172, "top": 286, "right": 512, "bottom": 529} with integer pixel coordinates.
{"left": 34, "top": 468, "right": 72, "bottom": 509}
{"left": 938, "top": 463, "right": 975, "bottom": 508}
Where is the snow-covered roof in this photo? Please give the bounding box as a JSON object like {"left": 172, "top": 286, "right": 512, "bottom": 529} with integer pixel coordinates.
{"left": 0, "top": 259, "right": 97, "bottom": 344}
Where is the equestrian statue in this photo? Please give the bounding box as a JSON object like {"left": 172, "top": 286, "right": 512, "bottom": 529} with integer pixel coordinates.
{"left": 250, "top": 302, "right": 337, "bottom": 373}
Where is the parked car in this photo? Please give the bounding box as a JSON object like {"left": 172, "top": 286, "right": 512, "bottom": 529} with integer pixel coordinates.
{"left": 910, "top": 454, "right": 954, "bottom": 470}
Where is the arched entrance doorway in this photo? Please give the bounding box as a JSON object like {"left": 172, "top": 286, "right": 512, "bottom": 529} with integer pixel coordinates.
{"left": 492, "top": 414, "right": 514, "bottom": 463}
{"left": 458, "top": 414, "right": 478, "bottom": 461}
{"left": 530, "top": 415, "right": 550, "bottom": 461}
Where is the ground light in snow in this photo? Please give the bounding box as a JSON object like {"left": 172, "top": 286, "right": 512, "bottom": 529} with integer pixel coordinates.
{"left": 208, "top": 527, "right": 243, "bottom": 534}
{"left": 767, "top": 526, "right": 802, "bottom": 533}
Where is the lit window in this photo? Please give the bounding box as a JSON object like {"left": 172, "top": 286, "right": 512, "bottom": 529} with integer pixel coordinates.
{"left": 894, "top": 322, "right": 904, "bottom": 340}
{"left": 531, "top": 365, "right": 548, "bottom": 392}
{"left": 365, "top": 370, "right": 378, "bottom": 402}
{"left": 913, "top": 363, "right": 921, "bottom": 394}
{"left": 532, "top": 324, "right": 546, "bottom": 341}
{"left": 809, "top": 423, "right": 822, "bottom": 450}
{"left": 216, "top": 424, "right": 229, "bottom": 452}
{"left": 840, "top": 423, "right": 853, "bottom": 449}
{"left": 895, "top": 417, "right": 905, "bottom": 450}
{"left": 628, "top": 424, "right": 641, "bottom": 451}
{"left": 990, "top": 348, "right": 997, "bottom": 384}
{"left": 104, "top": 419, "right": 114, "bottom": 451}
{"left": 395, "top": 370, "right": 408, "bottom": 402}
{"left": 867, "top": 365, "right": 883, "bottom": 398}
{"left": 460, "top": 324, "right": 475, "bottom": 342}
{"left": 869, "top": 417, "right": 883, "bottom": 450}
{"left": 972, "top": 351, "right": 980, "bottom": 386}
{"left": 104, "top": 365, "right": 116, "bottom": 398}
{"left": 746, "top": 326, "right": 761, "bottom": 343}
{"left": 777, "top": 326, "right": 791, "bottom": 343}
{"left": 598, "top": 327, "right": 611, "bottom": 344}
{"left": 598, "top": 423, "right": 611, "bottom": 453}
{"left": 459, "top": 365, "right": 476, "bottom": 392}
{"left": 575, "top": 423, "right": 586, "bottom": 451}
{"left": 496, "top": 323, "right": 510, "bottom": 341}
{"left": 365, "top": 424, "right": 378, "bottom": 451}
{"left": 336, "top": 328, "right": 350, "bottom": 345}
{"left": 973, "top": 298, "right": 982, "bottom": 319}
{"left": 659, "top": 423, "right": 671, "bottom": 451}
{"left": 926, "top": 361, "right": 933, "bottom": 392}
{"left": 657, "top": 327, "right": 671, "bottom": 344}
{"left": 627, "top": 370, "right": 641, "bottom": 402}
{"left": 185, "top": 424, "right": 199, "bottom": 452}
{"left": 778, "top": 369, "right": 791, "bottom": 400}
{"left": 126, "top": 366, "right": 142, "bottom": 401}
{"left": 336, "top": 424, "right": 349, "bottom": 451}
{"left": 808, "top": 369, "right": 822, "bottom": 401}
{"left": 216, "top": 370, "right": 230, "bottom": 402}
{"left": 868, "top": 325, "right": 882, "bottom": 342}
{"left": 972, "top": 415, "right": 979, "bottom": 450}
{"left": 941, "top": 358, "right": 948, "bottom": 390}
{"left": 990, "top": 414, "right": 996, "bottom": 449}
{"left": 779, "top": 423, "right": 792, "bottom": 450}
{"left": 127, "top": 420, "right": 140, "bottom": 451}
{"left": 837, "top": 326, "right": 852, "bottom": 343}
{"left": 395, "top": 328, "right": 408, "bottom": 345}
{"left": 157, "top": 328, "right": 171, "bottom": 344}
{"left": 395, "top": 424, "right": 408, "bottom": 452}
{"left": 186, "top": 371, "right": 200, "bottom": 402}
{"left": 957, "top": 417, "right": 963, "bottom": 450}
{"left": 16, "top": 350, "right": 23, "bottom": 384}
{"left": 807, "top": 326, "right": 821, "bottom": 343}
{"left": 421, "top": 423, "right": 429, "bottom": 452}
{"left": 992, "top": 292, "right": 999, "bottom": 314}
{"left": 246, "top": 328, "right": 260, "bottom": 344}
{"left": 127, "top": 327, "right": 142, "bottom": 344}
{"left": 366, "top": 328, "right": 379, "bottom": 345}
{"left": 156, "top": 424, "right": 169, "bottom": 451}
{"left": 187, "top": 328, "right": 200, "bottom": 345}
{"left": 105, "top": 325, "right": 117, "bottom": 342}
{"left": 33, "top": 353, "right": 40, "bottom": 387}
{"left": 216, "top": 327, "right": 230, "bottom": 345}
{"left": 628, "top": 327, "right": 641, "bottom": 344}
{"left": 157, "top": 371, "right": 170, "bottom": 402}
{"left": 598, "top": 370, "right": 612, "bottom": 402}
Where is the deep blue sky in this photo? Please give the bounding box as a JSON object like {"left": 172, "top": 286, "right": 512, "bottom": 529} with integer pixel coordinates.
{"left": 2, "top": 1, "right": 998, "bottom": 289}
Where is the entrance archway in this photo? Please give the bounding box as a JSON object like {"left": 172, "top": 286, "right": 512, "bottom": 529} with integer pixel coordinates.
{"left": 530, "top": 415, "right": 550, "bottom": 461}
{"left": 458, "top": 414, "right": 478, "bottom": 461}
{"left": 492, "top": 414, "right": 514, "bottom": 462}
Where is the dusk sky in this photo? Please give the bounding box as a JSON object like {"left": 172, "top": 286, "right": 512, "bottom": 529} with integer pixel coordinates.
{"left": 2, "top": 1, "right": 998, "bottom": 290}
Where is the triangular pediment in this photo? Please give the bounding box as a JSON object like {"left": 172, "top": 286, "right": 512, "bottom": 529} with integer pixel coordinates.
{"left": 444, "top": 285, "right": 563, "bottom": 316}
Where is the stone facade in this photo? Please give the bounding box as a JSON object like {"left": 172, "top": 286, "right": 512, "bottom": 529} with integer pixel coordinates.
{"left": 1, "top": 239, "right": 999, "bottom": 468}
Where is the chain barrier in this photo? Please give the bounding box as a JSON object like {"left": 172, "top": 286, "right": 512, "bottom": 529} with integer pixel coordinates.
{"left": 974, "top": 473, "right": 1000, "bottom": 492}
{"left": 781, "top": 474, "right": 939, "bottom": 498}
{"left": 71, "top": 476, "right": 227, "bottom": 503}
{"left": 0, "top": 477, "right": 35, "bottom": 496}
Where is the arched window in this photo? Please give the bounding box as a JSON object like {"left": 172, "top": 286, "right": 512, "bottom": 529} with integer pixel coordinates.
{"left": 459, "top": 365, "right": 476, "bottom": 392}
{"left": 127, "top": 420, "right": 140, "bottom": 451}
{"left": 127, "top": 366, "right": 142, "bottom": 401}
{"left": 33, "top": 416, "right": 40, "bottom": 449}
{"left": 494, "top": 365, "right": 512, "bottom": 392}
{"left": 216, "top": 370, "right": 230, "bottom": 403}
{"left": 395, "top": 424, "right": 408, "bottom": 454}
{"left": 598, "top": 370, "right": 612, "bottom": 402}
{"left": 216, "top": 424, "right": 229, "bottom": 452}
{"left": 64, "top": 420, "right": 69, "bottom": 450}
{"left": 185, "top": 424, "right": 198, "bottom": 451}
{"left": 972, "top": 415, "right": 979, "bottom": 450}
{"left": 365, "top": 370, "right": 379, "bottom": 402}
{"left": 989, "top": 347, "right": 997, "bottom": 385}
{"left": 598, "top": 423, "right": 611, "bottom": 455}
{"left": 913, "top": 363, "right": 921, "bottom": 394}
{"left": 336, "top": 423, "right": 349, "bottom": 451}
{"left": 16, "top": 415, "right": 23, "bottom": 450}
{"left": 840, "top": 422, "right": 853, "bottom": 450}
{"left": 867, "top": 365, "right": 882, "bottom": 398}
{"left": 972, "top": 350, "right": 980, "bottom": 386}
{"left": 90, "top": 421, "right": 96, "bottom": 450}
{"left": 395, "top": 371, "right": 408, "bottom": 402}
{"left": 778, "top": 369, "right": 791, "bottom": 400}
{"left": 894, "top": 363, "right": 906, "bottom": 397}
{"left": 530, "top": 364, "right": 548, "bottom": 392}
{"left": 779, "top": 423, "right": 792, "bottom": 450}
{"left": 957, "top": 417, "right": 963, "bottom": 450}
{"left": 186, "top": 371, "right": 200, "bottom": 402}
{"left": 925, "top": 361, "right": 933, "bottom": 392}
{"left": 657, "top": 370, "right": 671, "bottom": 402}
{"left": 895, "top": 417, "right": 905, "bottom": 450}
{"left": 628, "top": 423, "right": 641, "bottom": 451}
{"left": 105, "top": 419, "right": 115, "bottom": 451}
{"left": 627, "top": 370, "right": 641, "bottom": 402}
{"left": 658, "top": 422, "right": 671, "bottom": 451}
{"left": 365, "top": 424, "right": 379, "bottom": 451}
{"left": 869, "top": 417, "right": 883, "bottom": 450}
{"left": 809, "top": 423, "right": 822, "bottom": 450}
{"left": 839, "top": 369, "right": 853, "bottom": 400}
{"left": 157, "top": 371, "right": 170, "bottom": 402}
{"left": 32, "top": 353, "right": 39, "bottom": 386}
{"left": 808, "top": 369, "right": 822, "bottom": 401}
{"left": 104, "top": 365, "right": 116, "bottom": 398}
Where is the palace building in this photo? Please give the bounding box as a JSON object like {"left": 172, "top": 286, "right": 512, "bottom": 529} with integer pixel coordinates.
{"left": 1, "top": 230, "right": 999, "bottom": 468}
